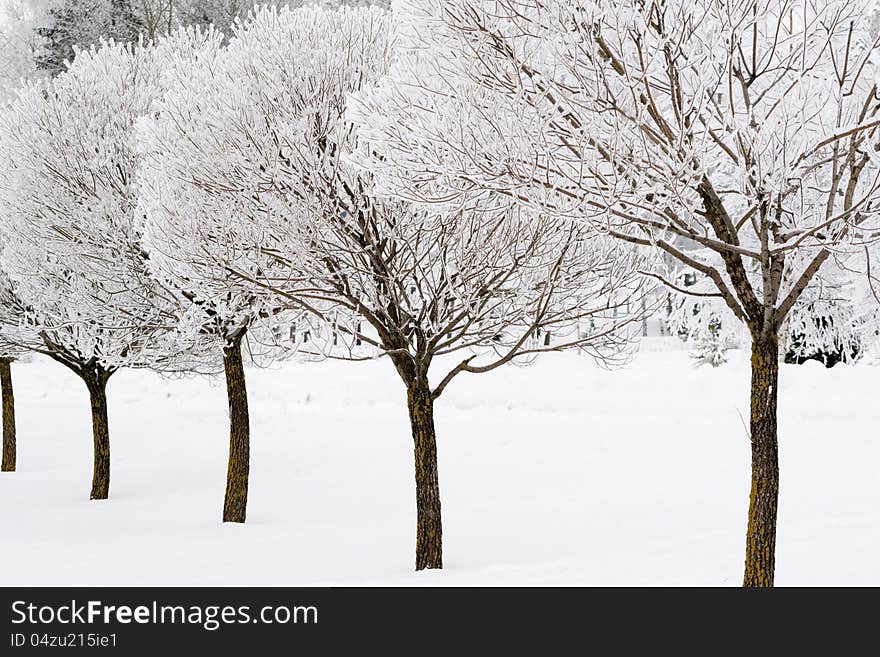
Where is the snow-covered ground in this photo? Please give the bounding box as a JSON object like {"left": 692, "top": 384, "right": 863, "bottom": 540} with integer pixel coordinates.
{"left": 1, "top": 339, "right": 877, "bottom": 586}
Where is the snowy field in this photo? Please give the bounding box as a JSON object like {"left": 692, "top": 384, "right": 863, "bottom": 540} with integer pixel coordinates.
{"left": 1, "top": 338, "right": 877, "bottom": 587}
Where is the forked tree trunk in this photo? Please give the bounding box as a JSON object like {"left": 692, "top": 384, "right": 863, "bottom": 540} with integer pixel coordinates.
{"left": 407, "top": 378, "right": 442, "bottom": 570}
{"left": 83, "top": 367, "right": 112, "bottom": 500}
{"left": 222, "top": 333, "right": 250, "bottom": 523}
{"left": 743, "top": 333, "right": 780, "bottom": 587}
{"left": 0, "top": 358, "right": 16, "bottom": 472}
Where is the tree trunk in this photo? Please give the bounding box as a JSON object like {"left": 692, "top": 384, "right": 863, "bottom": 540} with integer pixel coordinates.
{"left": 0, "top": 358, "right": 15, "bottom": 472}
{"left": 743, "top": 333, "right": 780, "bottom": 587}
{"left": 407, "top": 378, "right": 442, "bottom": 570}
{"left": 83, "top": 368, "right": 112, "bottom": 500}
{"left": 222, "top": 333, "right": 250, "bottom": 523}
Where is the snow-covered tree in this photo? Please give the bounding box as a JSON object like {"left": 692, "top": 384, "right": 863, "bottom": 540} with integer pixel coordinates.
{"left": 303, "top": 207, "right": 651, "bottom": 570}
{"left": 0, "top": 0, "right": 48, "bottom": 102}
{"left": 676, "top": 310, "right": 739, "bottom": 368}
{"left": 35, "top": 0, "right": 144, "bottom": 75}
{"left": 349, "top": 0, "right": 880, "bottom": 585}
{"left": 0, "top": 0, "right": 56, "bottom": 471}
{"left": 137, "top": 3, "right": 652, "bottom": 569}
{"left": 0, "top": 38, "right": 189, "bottom": 499}
{"left": 136, "top": 24, "right": 315, "bottom": 523}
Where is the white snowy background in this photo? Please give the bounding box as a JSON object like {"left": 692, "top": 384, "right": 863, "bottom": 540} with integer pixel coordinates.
{"left": 2, "top": 0, "right": 880, "bottom": 588}
{"left": 2, "top": 339, "right": 875, "bottom": 586}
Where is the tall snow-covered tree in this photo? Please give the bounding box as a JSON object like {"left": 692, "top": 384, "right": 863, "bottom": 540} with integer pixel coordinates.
{"left": 137, "top": 24, "right": 312, "bottom": 524}
{"left": 349, "top": 0, "right": 880, "bottom": 585}
{"left": 0, "top": 38, "right": 189, "bottom": 499}
{"left": 137, "top": 3, "right": 652, "bottom": 569}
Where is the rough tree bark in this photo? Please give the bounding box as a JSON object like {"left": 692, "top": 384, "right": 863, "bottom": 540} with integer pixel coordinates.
{"left": 743, "top": 332, "right": 780, "bottom": 587}
{"left": 407, "top": 377, "right": 443, "bottom": 570}
{"left": 222, "top": 332, "right": 250, "bottom": 523}
{"left": 0, "top": 358, "right": 16, "bottom": 472}
{"left": 82, "top": 365, "right": 112, "bottom": 500}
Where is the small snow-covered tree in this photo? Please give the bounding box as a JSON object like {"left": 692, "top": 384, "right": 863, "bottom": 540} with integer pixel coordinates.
{"left": 665, "top": 272, "right": 743, "bottom": 367}
{"left": 681, "top": 313, "right": 738, "bottom": 368}
{"left": 0, "top": 39, "right": 188, "bottom": 499}
{"left": 138, "top": 4, "right": 652, "bottom": 569}
{"left": 349, "top": 0, "right": 880, "bottom": 585}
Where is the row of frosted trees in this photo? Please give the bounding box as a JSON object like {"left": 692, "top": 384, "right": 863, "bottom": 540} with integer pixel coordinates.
{"left": 347, "top": 0, "right": 880, "bottom": 587}
{"left": 0, "top": 5, "right": 649, "bottom": 572}
{"left": 2, "top": 1, "right": 880, "bottom": 587}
